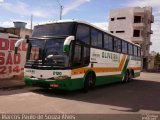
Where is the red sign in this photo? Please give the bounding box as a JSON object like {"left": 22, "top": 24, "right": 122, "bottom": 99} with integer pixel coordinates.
{"left": 0, "top": 38, "right": 27, "bottom": 78}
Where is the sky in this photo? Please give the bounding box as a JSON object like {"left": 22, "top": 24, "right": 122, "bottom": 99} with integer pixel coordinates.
{"left": 0, "top": 0, "right": 159, "bottom": 52}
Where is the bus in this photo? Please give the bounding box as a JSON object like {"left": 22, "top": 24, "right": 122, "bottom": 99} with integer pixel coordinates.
{"left": 14, "top": 20, "right": 141, "bottom": 92}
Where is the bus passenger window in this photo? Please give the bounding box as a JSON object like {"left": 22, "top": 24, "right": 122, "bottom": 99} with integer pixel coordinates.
{"left": 128, "top": 44, "right": 133, "bottom": 55}
{"left": 83, "top": 47, "right": 90, "bottom": 65}
{"left": 134, "top": 46, "right": 138, "bottom": 56}
{"left": 91, "top": 29, "right": 98, "bottom": 47}
{"left": 104, "top": 34, "right": 109, "bottom": 49}
{"left": 76, "top": 25, "right": 90, "bottom": 44}
{"left": 104, "top": 34, "right": 113, "bottom": 50}
{"left": 114, "top": 38, "right": 121, "bottom": 52}
{"left": 138, "top": 48, "right": 141, "bottom": 57}
{"left": 91, "top": 29, "right": 102, "bottom": 48}
{"left": 73, "top": 44, "right": 82, "bottom": 67}
{"left": 122, "top": 41, "right": 128, "bottom": 54}
{"left": 98, "top": 32, "right": 102, "bottom": 48}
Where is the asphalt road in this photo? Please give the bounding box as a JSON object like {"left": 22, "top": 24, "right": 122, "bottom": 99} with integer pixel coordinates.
{"left": 0, "top": 72, "right": 160, "bottom": 114}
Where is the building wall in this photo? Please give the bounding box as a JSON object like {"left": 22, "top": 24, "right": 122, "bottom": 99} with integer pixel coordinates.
{"left": 5, "top": 28, "right": 32, "bottom": 39}
{"left": 0, "top": 33, "right": 27, "bottom": 79}
{"left": 20, "top": 28, "right": 32, "bottom": 39}
{"left": 108, "top": 7, "right": 154, "bottom": 70}
{"left": 0, "top": 26, "right": 31, "bottom": 79}
{"left": 109, "top": 7, "right": 134, "bottom": 41}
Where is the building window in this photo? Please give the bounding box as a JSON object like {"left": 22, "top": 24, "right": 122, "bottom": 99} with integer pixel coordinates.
{"left": 133, "top": 30, "right": 140, "bottom": 37}
{"left": 25, "top": 35, "right": 30, "bottom": 39}
{"left": 110, "top": 31, "right": 114, "bottom": 33}
{"left": 111, "top": 18, "right": 114, "bottom": 21}
{"left": 116, "top": 31, "right": 125, "bottom": 33}
{"left": 104, "top": 34, "right": 113, "bottom": 50}
{"left": 134, "top": 16, "right": 142, "bottom": 23}
{"left": 147, "top": 32, "right": 150, "bottom": 37}
{"left": 76, "top": 24, "right": 90, "bottom": 44}
{"left": 117, "top": 17, "right": 126, "bottom": 20}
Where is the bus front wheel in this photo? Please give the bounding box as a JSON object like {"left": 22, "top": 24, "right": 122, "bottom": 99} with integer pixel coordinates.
{"left": 83, "top": 72, "right": 96, "bottom": 92}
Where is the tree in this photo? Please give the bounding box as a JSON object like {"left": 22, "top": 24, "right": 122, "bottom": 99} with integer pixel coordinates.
{"left": 154, "top": 53, "right": 160, "bottom": 71}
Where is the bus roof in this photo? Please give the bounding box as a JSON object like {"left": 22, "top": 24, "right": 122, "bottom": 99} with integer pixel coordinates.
{"left": 36, "top": 19, "right": 140, "bottom": 48}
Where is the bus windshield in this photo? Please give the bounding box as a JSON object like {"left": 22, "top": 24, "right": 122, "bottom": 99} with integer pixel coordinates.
{"left": 26, "top": 38, "right": 69, "bottom": 68}
{"left": 32, "top": 23, "right": 75, "bottom": 37}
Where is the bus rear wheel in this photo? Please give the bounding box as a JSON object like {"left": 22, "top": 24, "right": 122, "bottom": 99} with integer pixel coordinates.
{"left": 122, "top": 70, "right": 130, "bottom": 83}
{"left": 83, "top": 72, "right": 95, "bottom": 92}
{"left": 130, "top": 70, "right": 134, "bottom": 80}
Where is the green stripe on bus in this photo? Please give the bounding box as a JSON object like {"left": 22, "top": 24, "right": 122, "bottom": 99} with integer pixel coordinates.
{"left": 121, "top": 55, "right": 130, "bottom": 76}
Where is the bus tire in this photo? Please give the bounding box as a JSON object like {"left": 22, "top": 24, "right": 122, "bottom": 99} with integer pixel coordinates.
{"left": 122, "top": 70, "right": 130, "bottom": 83}
{"left": 83, "top": 72, "right": 96, "bottom": 92}
{"left": 130, "top": 69, "right": 134, "bottom": 80}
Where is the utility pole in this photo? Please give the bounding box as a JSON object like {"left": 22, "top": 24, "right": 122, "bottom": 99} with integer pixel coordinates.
{"left": 30, "top": 14, "right": 33, "bottom": 30}
{"left": 60, "top": 5, "right": 63, "bottom": 20}
{"left": 57, "top": 0, "right": 63, "bottom": 20}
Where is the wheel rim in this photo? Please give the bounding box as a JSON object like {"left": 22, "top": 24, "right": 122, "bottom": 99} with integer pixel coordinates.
{"left": 88, "top": 74, "right": 93, "bottom": 86}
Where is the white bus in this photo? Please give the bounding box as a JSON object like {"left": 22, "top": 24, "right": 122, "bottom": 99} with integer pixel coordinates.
{"left": 15, "top": 20, "right": 141, "bottom": 91}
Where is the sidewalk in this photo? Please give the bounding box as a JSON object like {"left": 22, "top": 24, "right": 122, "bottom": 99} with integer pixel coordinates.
{"left": 0, "top": 78, "right": 26, "bottom": 90}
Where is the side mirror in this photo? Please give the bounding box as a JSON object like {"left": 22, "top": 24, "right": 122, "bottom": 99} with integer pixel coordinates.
{"left": 63, "top": 36, "right": 75, "bottom": 53}
{"left": 14, "top": 39, "right": 27, "bottom": 54}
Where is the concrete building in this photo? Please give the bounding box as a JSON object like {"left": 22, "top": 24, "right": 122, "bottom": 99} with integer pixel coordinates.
{"left": 5, "top": 22, "right": 32, "bottom": 39}
{"left": 0, "top": 22, "right": 32, "bottom": 39}
{"left": 108, "top": 7, "right": 154, "bottom": 70}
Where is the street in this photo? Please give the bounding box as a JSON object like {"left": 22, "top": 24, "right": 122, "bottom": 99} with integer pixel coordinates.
{"left": 0, "top": 72, "right": 160, "bottom": 114}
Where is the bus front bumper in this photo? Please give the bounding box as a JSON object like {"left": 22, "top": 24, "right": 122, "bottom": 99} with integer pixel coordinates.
{"left": 24, "top": 77, "right": 83, "bottom": 91}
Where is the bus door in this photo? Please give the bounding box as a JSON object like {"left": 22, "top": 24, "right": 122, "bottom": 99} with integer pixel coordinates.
{"left": 71, "top": 42, "right": 90, "bottom": 68}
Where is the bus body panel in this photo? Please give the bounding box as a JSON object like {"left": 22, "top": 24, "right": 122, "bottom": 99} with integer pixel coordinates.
{"left": 21, "top": 20, "right": 141, "bottom": 91}
{"left": 24, "top": 48, "right": 141, "bottom": 91}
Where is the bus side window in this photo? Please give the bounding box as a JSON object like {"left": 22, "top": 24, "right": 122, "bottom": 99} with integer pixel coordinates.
{"left": 98, "top": 32, "right": 102, "bottom": 48}
{"left": 134, "top": 46, "right": 138, "bottom": 56}
{"left": 114, "top": 38, "right": 121, "bottom": 52}
{"left": 91, "top": 29, "right": 102, "bottom": 48}
{"left": 73, "top": 44, "right": 82, "bottom": 67}
{"left": 91, "top": 29, "right": 98, "bottom": 47}
{"left": 138, "top": 48, "right": 141, "bottom": 57}
{"left": 128, "top": 44, "right": 133, "bottom": 55}
{"left": 104, "top": 34, "right": 109, "bottom": 49}
{"left": 104, "top": 34, "right": 113, "bottom": 51}
{"left": 83, "top": 46, "right": 90, "bottom": 65}
{"left": 122, "top": 41, "right": 128, "bottom": 54}
{"left": 76, "top": 24, "right": 90, "bottom": 44}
